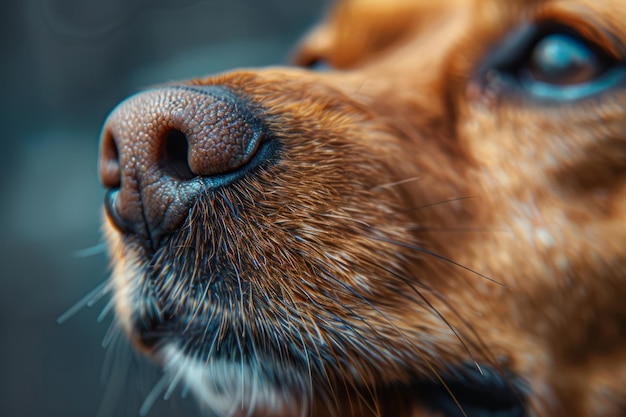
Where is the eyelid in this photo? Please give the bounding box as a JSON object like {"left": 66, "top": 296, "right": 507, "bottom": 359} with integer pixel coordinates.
{"left": 474, "top": 23, "right": 538, "bottom": 76}
{"left": 477, "top": 20, "right": 619, "bottom": 79}
{"left": 534, "top": 11, "right": 625, "bottom": 61}
{"left": 519, "top": 69, "right": 624, "bottom": 100}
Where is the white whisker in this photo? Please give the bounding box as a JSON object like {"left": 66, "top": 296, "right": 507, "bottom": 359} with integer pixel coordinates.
{"left": 57, "top": 280, "right": 109, "bottom": 324}
{"left": 97, "top": 331, "right": 131, "bottom": 417}
{"left": 139, "top": 373, "right": 171, "bottom": 417}
{"left": 97, "top": 299, "right": 115, "bottom": 322}
{"left": 373, "top": 176, "right": 421, "bottom": 190}
{"left": 100, "top": 328, "right": 125, "bottom": 385}
{"left": 102, "top": 319, "right": 120, "bottom": 349}
{"left": 163, "top": 367, "right": 184, "bottom": 401}
{"left": 73, "top": 243, "right": 107, "bottom": 258}
{"left": 88, "top": 282, "right": 113, "bottom": 307}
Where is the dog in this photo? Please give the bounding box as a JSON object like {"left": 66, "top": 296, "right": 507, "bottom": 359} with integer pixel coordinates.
{"left": 97, "top": 0, "right": 626, "bottom": 415}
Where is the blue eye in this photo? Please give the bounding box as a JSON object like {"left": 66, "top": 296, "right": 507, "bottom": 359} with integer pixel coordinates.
{"left": 528, "top": 34, "right": 603, "bottom": 85}
{"left": 518, "top": 32, "right": 623, "bottom": 100}
{"left": 482, "top": 25, "right": 624, "bottom": 101}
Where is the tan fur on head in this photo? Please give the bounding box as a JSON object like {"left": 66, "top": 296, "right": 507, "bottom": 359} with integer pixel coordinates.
{"left": 100, "top": 0, "right": 626, "bottom": 416}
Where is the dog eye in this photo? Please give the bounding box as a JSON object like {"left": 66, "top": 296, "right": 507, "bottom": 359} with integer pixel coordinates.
{"left": 304, "top": 58, "right": 333, "bottom": 72}
{"left": 485, "top": 25, "right": 624, "bottom": 101}
{"left": 527, "top": 34, "right": 604, "bottom": 85}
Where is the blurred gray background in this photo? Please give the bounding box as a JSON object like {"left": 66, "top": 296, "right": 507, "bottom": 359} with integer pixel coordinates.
{"left": 0, "top": 0, "right": 324, "bottom": 415}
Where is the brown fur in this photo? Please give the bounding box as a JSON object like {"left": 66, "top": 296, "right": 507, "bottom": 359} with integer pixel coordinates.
{"left": 100, "top": 0, "right": 626, "bottom": 416}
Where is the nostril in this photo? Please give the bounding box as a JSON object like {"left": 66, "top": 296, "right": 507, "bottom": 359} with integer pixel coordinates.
{"left": 99, "top": 130, "right": 121, "bottom": 189}
{"left": 159, "top": 129, "right": 195, "bottom": 181}
{"left": 99, "top": 85, "right": 268, "bottom": 249}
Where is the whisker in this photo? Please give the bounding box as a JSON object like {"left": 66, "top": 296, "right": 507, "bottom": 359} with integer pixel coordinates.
{"left": 163, "top": 367, "right": 184, "bottom": 401}
{"left": 73, "top": 242, "right": 107, "bottom": 258}
{"left": 180, "top": 382, "right": 190, "bottom": 399}
{"left": 233, "top": 266, "right": 247, "bottom": 412}
{"left": 431, "top": 367, "right": 470, "bottom": 417}
{"left": 406, "top": 196, "right": 477, "bottom": 211}
{"left": 98, "top": 299, "right": 115, "bottom": 322}
{"left": 372, "top": 247, "right": 517, "bottom": 417}
{"left": 139, "top": 373, "right": 171, "bottom": 417}
{"left": 57, "top": 280, "right": 110, "bottom": 324}
{"left": 382, "top": 267, "right": 479, "bottom": 368}
{"left": 426, "top": 290, "right": 534, "bottom": 412}
{"left": 279, "top": 288, "right": 315, "bottom": 412}
{"left": 100, "top": 325, "right": 125, "bottom": 385}
{"left": 428, "top": 291, "right": 492, "bottom": 365}
{"left": 97, "top": 330, "right": 132, "bottom": 417}
{"left": 88, "top": 283, "right": 113, "bottom": 308}
{"left": 322, "top": 244, "right": 489, "bottom": 417}
{"left": 410, "top": 226, "right": 510, "bottom": 233}
{"left": 101, "top": 320, "right": 120, "bottom": 349}
{"left": 301, "top": 311, "right": 340, "bottom": 417}
{"left": 372, "top": 176, "right": 421, "bottom": 190}
{"left": 321, "top": 274, "right": 466, "bottom": 416}
{"left": 373, "top": 236, "right": 505, "bottom": 287}
{"left": 366, "top": 235, "right": 508, "bottom": 396}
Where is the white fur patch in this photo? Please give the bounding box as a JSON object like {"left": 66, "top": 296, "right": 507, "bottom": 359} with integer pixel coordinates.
{"left": 158, "top": 344, "right": 306, "bottom": 417}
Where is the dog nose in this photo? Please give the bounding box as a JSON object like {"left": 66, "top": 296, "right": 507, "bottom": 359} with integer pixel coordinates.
{"left": 98, "top": 85, "right": 263, "bottom": 250}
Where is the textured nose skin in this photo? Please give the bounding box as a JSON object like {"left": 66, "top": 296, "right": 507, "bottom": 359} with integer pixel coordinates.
{"left": 98, "top": 85, "right": 263, "bottom": 250}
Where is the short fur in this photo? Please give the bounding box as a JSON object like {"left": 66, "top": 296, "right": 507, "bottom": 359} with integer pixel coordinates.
{"left": 100, "top": 0, "right": 626, "bottom": 416}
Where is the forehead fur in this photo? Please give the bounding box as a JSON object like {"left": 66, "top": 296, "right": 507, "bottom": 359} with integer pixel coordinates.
{"left": 297, "top": 0, "right": 626, "bottom": 71}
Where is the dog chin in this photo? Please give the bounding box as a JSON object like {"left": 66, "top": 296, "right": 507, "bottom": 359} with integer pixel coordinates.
{"left": 158, "top": 344, "right": 305, "bottom": 417}
{"left": 103, "top": 231, "right": 309, "bottom": 417}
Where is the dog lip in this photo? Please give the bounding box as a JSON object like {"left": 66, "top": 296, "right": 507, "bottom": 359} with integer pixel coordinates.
{"left": 134, "top": 310, "right": 528, "bottom": 417}
{"left": 104, "top": 188, "right": 132, "bottom": 235}
{"left": 104, "top": 188, "right": 161, "bottom": 252}
{"left": 415, "top": 363, "right": 527, "bottom": 417}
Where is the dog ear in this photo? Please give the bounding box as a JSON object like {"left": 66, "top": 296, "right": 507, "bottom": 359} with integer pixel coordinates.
{"left": 291, "top": 20, "right": 336, "bottom": 68}
{"left": 292, "top": 0, "right": 431, "bottom": 69}
{"left": 292, "top": 0, "right": 468, "bottom": 70}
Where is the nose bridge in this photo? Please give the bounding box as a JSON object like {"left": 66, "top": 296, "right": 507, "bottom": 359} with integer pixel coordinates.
{"left": 98, "top": 85, "right": 264, "bottom": 250}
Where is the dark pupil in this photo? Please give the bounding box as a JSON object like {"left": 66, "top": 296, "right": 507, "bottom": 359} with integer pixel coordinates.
{"left": 529, "top": 34, "right": 600, "bottom": 85}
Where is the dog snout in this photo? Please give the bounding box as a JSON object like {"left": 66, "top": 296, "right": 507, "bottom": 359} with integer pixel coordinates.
{"left": 98, "top": 85, "right": 264, "bottom": 250}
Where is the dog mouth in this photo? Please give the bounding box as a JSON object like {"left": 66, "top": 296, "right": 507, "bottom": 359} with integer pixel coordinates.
{"left": 412, "top": 364, "right": 527, "bottom": 417}
{"left": 104, "top": 187, "right": 529, "bottom": 417}
{"left": 103, "top": 177, "right": 529, "bottom": 417}
{"left": 136, "top": 324, "right": 526, "bottom": 417}
{"left": 101, "top": 106, "right": 527, "bottom": 416}
{"left": 140, "top": 317, "right": 527, "bottom": 417}
{"left": 122, "top": 258, "right": 527, "bottom": 417}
